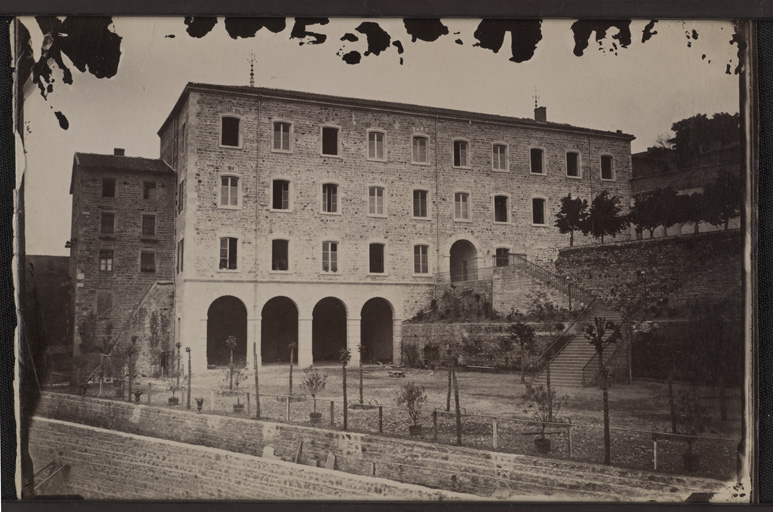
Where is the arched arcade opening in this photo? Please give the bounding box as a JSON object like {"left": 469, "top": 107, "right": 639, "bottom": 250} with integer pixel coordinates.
{"left": 261, "top": 296, "right": 298, "bottom": 364}
{"left": 450, "top": 239, "right": 478, "bottom": 282}
{"left": 312, "top": 297, "right": 347, "bottom": 362}
{"left": 206, "top": 296, "right": 247, "bottom": 367}
{"left": 360, "top": 298, "right": 393, "bottom": 363}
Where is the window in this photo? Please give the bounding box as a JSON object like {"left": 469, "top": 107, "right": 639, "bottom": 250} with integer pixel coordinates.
{"left": 102, "top": 178, "right": 116, "bottom": 198}
{"left": 530, "top": 148, "right": 544, "bottom": 174}
{"left": 143, "top": 181, "right": 157, "bottom": 200}
{"left": 100, "top": 212, "right": 115, "bottom": 234}
{"left": 273, "top": 121, "right": 292, "bottom": 152}
{"left": 368, "top": 131, "right": 385, "bottom": 160}
{"left": 99, "top": 249, "right": 114, "bottom": 272}
{"left": 454, "top": 192, "right": 470, "bottom": 220}
{"left": 221, "top": 116, "right": 240, "bottom": 147}
{"left": 219, "top": 237, "right": 237, "bottom": 270}
{"left": 272, "top": 180, "right": 290, "bottom": 210}
{"left": 601, "top": 155, "right": 614, "bottom": 180}
{"left": 176, "top": 239, "right": 184, "bottom": 273}
{"left": 532, "top": 198, "right": 546, "bottom": 225}
{"left": 220, "top": 176, "right": 239, "bottom": 207}
{"left": 412, "top": 135, "right": 428, "bottom": 163}
{"left": 141, "top": 214, "right": 156, "bottom": 236}
{"left": 492, "top": 144, "right": 507, "bottom": 171}
{"left": 177, "top": 180, "right": 185, "bottom": 213}
{"left": 140, "top": 250, "right": 156, "bottom": 273}
{"left": 272, "top": 240, "right": 289, "bottom": 271}
{"left": 368, "top": 186, "right": 385, "bottom": 216}
{"left": 414, "top": 245, "right": 429, "bottom": 274}
{"left": 495, "top": 248, "right": 510, "bottom": 267}
{"left": 322, "top": 126, "right": 340, "bottom": 156}
{"left": 369, "top": 243, "right": 385, "bottom": 274}
{"left": 96, "top": 291, "right": 113, "bottom": 316}
{"left": 322, "top": 183, "right": 338, "bottom": 213}
{"left": 494, "top": 195, "right": 509, "bottom": 223}
{"left": 566, "top": 152, "right": 580, "bottom": 177}
{"left": 413, "top": 190, "right": 428, "bottom": 218}
{"left": 453, "top": 140, "right": 469, "bottom": 167}
{"left": 322, "top": 241, "right": 338, "bottom": 273}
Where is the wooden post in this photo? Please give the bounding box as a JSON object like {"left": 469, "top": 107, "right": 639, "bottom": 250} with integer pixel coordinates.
{"left": 492, "top": 419, "right": 498, "bottom": 449}
{"left": 186, "top": 348, "right": 192, "bottom": 410}
{"left": 432, "top": 410, "right": 438, "bottom": 441}
{"left": 147, "top": 383, "right": 152, "bottom": 405}
{"left": 210, "top": 389, "right": 214, "bottom": 412}
{"left": 653, "top": 437, "right": 658, "bottom": 471}
{"left": 246, "top": 392, "right": 251, "bottom": 417}
{"left": 452, "top": 359, "right": 462, "bottom": 446}
{"left": 253, "top": 342, "right": 261, "bottom": 419}
{"left": 330, "top": 401, "right": 335, "bottom": 426}
{"left": 286, "top": 395, "right": 291, "bottom": 422}
{"left": 378, "top": 406, "right": 383, "bottom": 433}
{"left": 567, "top": 424, "right": 573, "bottom": 459}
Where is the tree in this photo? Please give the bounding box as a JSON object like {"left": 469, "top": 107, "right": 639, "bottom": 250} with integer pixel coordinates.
{"left": 627, "top": 187, "right": 685, "bottom": 238}
{"left": 339, "top": 347, "right": 351, "bottom": 430}
{"left": 703, "top": 170, "right": 742, "bottom": 230}
{"left": 670, "top": 112, "right": 740, "bottom": 168}
{"left": 587, "top": 191, "right": 628, "bottom": 243}
{"left": 554, "top": 193, "right": 589, "bottom": 247}
{"left": 508, "top": 323, "right": 537, "bottom": 383}
{"left": 225, "top": 335, "right": 237, "bottom": 390}
{"left": 288, "top": 342, "right": 297, "bottom": 396}
{"left": 584, "top": 317, "right": 621, "bottom": 465}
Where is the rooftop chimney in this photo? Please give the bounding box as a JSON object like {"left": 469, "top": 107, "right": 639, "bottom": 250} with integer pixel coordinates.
{"left": 534, "top": 106, "right": 547, "bottom": 123}
{"left": 114, "top": 148, "right": 125, "bottom": 156}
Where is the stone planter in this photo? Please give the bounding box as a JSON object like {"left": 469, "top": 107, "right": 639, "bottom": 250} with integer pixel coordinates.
{"left": 534, "top": 437, "right": 551, "bottom": 454}
{"left": 309, "top": 412, "right": 322, "bottom": 424}
{"left": 168, "top": 396, "right": 179, "bottom": 406}
{"left": 409, "top": 424, "right": 422, "bottom": 436}
{"left": 233, "top": 403, "right": 245, "bottom": 413}
{"left": 683, "top": 453, "right": 700, "bottom": 472}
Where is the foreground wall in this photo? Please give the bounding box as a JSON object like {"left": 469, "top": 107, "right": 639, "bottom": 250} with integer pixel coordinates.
{"left": 33, "top": 392, "right": 724, "bottom": 501}
{"left": 29, "top": 417, "right": 474, "bottom": 500}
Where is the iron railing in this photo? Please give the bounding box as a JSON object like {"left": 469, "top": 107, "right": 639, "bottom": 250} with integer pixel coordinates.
{"left": 509, "top": 254, "right": 596, "bottom": 310}
{"left": 533, "top": 297, "right": 598, "bottom": 378}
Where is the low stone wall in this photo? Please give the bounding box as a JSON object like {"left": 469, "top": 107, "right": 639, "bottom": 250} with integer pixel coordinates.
{"left": 29, "top": 417, "right": 475, "bottom": 500}
{"left": 33, "top": 392, "right": 724, "bottom": 501}
{"left": 402, "top": 322, "right": 555, "bottom": 368}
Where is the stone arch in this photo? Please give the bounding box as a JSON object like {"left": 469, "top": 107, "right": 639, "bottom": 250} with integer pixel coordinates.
{"left": 206, "top": 296, "right": 248, "bottom": 367}
{"left": 261, "top": 296, "right": 299, "bottom": 364}
{"left": 312, "top": 297, "right": 347, "bottom": 362}
{"left": 449, "top": 239, "right": 479, "bottom": 282}
{"left": 360, "top": 297, "right": 394, "bottom": 363}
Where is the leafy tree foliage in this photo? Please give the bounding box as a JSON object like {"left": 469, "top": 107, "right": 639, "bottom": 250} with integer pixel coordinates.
{"left": 670, "top": 112, "right": 740, "bottom": 167}
{"left": 587, "top": 191, "right": 628, "bottom": 243}
{"left": 554, "top": 193, "right": 589, "bottom": 247}
{"left": 627, "top": 187, "right": 685, "bottom": 237}
{"left": 703, "top": 170, "right": 742, "bottom": 230}
{"left": 509, "top": 322, "right": 537, "bottom": 383}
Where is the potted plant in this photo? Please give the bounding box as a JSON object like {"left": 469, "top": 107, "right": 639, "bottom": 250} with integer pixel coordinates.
{"left": 132, "top": 389, "right": 143, "bottom": 404}
{"left": 675, "top": 390, "right": 710, "bottom": 471}
{"left": 167, "top": 376, "right": 180, "bottom": 406}
{"left": 195, "top": 397, "right": 205, "bottom": 413}
{"left": 226, "top": 363, "right": 249, "bottom": 413}
{"left": 301, "top": 366, "right": 327, "bottom": 424}
{"left": 395, "top": 381, "right": 428, "bottom": 436}
{"left": 522, "top": 382, "right": 566, "bottom": 454}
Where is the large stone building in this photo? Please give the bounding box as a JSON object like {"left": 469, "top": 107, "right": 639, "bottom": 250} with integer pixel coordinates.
{"left": 70, "top": 83, "right": 634, "bottom": 375}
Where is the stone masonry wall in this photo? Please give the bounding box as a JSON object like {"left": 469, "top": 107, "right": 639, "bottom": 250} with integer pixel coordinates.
{"left": 29, "top": 417, "right": 473, "bottom": 500}
{"left": 33, "top": 392, "right": 723, "bottom": 501}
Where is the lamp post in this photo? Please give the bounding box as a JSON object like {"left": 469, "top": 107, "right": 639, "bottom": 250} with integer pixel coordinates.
{"left": 176, "top": 342, "right": 182, "bottom": 391}
{"left": 186, "top": 347, "right": 191, "bottom": 410}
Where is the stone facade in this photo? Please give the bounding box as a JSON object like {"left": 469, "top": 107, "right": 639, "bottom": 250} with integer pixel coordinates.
{"left": 155, "top": 83, "right": 634, "bottom": 373}
{"left": 69, "top": 152, "right": 176, "bottom": 376}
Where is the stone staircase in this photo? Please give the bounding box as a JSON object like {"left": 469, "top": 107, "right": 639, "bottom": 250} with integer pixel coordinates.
{"left": 533, "top": 304, "right": 623, "bottom": 387}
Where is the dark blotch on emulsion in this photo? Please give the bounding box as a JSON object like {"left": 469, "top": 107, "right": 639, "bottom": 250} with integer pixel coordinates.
{"left": 355, "top": 22, "right": 391, "bottom": 56}
{"left": 54, "top": 111, "right": 69, "bottom": 130}
{"left": 165, "top": 34, "right": 175, "bottom": 38}
{"left": 224, "top": 17, "right": 286, "bottom": 39}
{"left": 342, "top": 51, "right": 361, "bottom": 65}
{"left": 392, "top": 40, "right": 404, "bottom": 54}
{"left": 570, "top": 20, "right": 632, "bottom": 57}
{"left": 473, "top": 19, "right": 542, "bottom": 63}
{"left": 184, "top": 17, "right": 218, "bottom": 38}
{"left": 341, "top": 33, "right": 359, "bottom": 42}
{"left": 403, "top": 18, "right": 449, "bottom": 42}
{"left": 455, "top": 39, "right": 463, "bottom": 45}
{"left": 692, "top": 29, "right": 699, "bottom": 40}
{"left": 642, "top": 20, "right": 658, "bottom": 43}
{"left": 290, "top": 18, "right": 329, "bottom": 45}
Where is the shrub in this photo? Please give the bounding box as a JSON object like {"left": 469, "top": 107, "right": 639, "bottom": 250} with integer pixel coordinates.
{"left": 394, "top": 381, "right": 428, "bottom": 426}
{"left": 402, "top": 342, "right": 422, "bottom": 368}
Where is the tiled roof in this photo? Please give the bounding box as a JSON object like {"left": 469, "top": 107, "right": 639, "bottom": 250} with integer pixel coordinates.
{"left": 74, "top": 153, "right": 174, "bottom": 174}
{"left": 159, "top": 82, "right": 635, "bottom": 141}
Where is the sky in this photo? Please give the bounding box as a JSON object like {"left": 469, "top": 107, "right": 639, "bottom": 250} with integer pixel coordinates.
{"left": 18, "top": 17, "right": 741, "bottom": 256}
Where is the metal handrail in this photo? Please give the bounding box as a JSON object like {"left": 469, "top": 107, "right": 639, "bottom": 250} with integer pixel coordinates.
{"left": 509, "top": 254, "right": 596, "bottom": 310}
{"left": 533, "top": 297, "right": 598, "bottom": 378}
{"left": 581, "top": 307, "right": 643, "bottom": 387}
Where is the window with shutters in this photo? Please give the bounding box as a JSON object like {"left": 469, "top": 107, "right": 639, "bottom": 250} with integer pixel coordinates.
{"left": 368, "top": 131, "right": 386, "bottom": 161}
{"left": 272, "top": 180, "right": 291, "bottom": 210}
{"left": 100, "top": 212, "right": 115, "bottom": 234}
{"left": 454, "top": 192, "right": 470, "bottom": 221}
{"left": 453, "top": 140, "right": 469, "bottom": 168}
{"left": 492, "top": 144, "right": 508, "bottom": 171}
{"left": 412, "top": 135, "right": 429, "bottom": 164}
{"left": 272, "top": 121, "right": 293, "bottom": 152}
{"left": 413, "top": 189, "right": 428, "bottom": 219}
{"left": 414, "top": 245, "right": 429, "bottom": 274}
{"left": 368, "top": 186, "right": 385, "bottom": 216}
{"left": 141, "top": 214, "right": 156, "bottom": 237}
{"left": 322, "top": 241, "right": 338, "bottom": 273}
{"left": 220, "top": 176, "right": 240, "bottom": 208}
{"left": 322, "top": 183, "right": 338, "bottom": 213}
{"left": 219, "top": 238, "right": 238, "bottom": 270}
